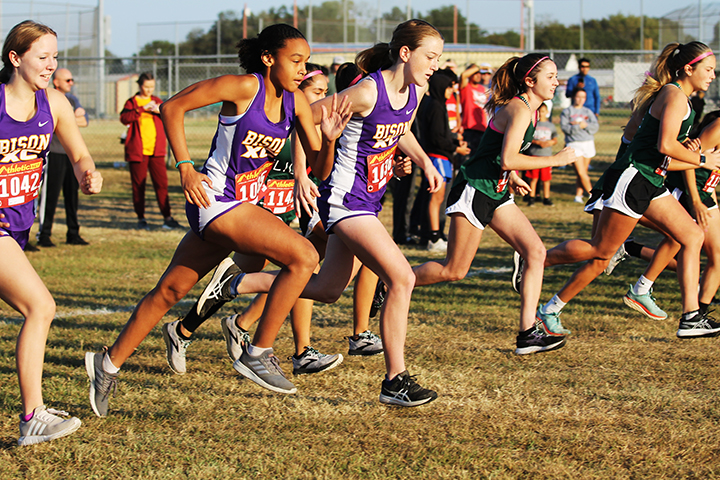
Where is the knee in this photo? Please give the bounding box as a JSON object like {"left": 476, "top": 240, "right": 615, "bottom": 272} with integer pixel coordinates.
{"left": 315, "top": 285, "right": 345, "bottom": 304}
{"left": 523, "top": 244, "right": 547, "bottom": 267}
{"left": 440, "top": 265, "right": 469, "bottom": 283}
{"left": 387, "top": 267, "right": 416, "bottom": 297}
{"left": 25, "top": 296, "right": 56, "bottom": 326}
{"left": 288, "top": 242, "right": 320, "bottom": 275}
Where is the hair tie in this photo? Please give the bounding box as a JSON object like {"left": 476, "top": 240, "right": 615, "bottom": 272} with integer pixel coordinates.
{"left": 302, "top": 70, "right": 323, "bottom": 81}
{"left": 349, "top": 74, "right": 363, "bottom": 87}
{"left": 688, "top": 50, "right": 714, "bottom": 66}
{"left": 673, "top": 48, "right": 681, "bottom": 56}
{"left": 523, "top": 56, "right": 549, "bottom": 79}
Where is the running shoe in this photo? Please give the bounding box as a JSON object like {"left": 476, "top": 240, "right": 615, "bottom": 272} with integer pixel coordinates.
{"left": 233, "top": 347, "right": 297, "bottom": 394}
{"left": 85, "top": 350, "right": 119, "bottom": 417}
{"left": 515, "top": 324, "right": 566, "bottom": 355}
{"left": 677, "top": 310, "right": 720, "bottom": 338}
{"left": 426, "top": 238, "right": 447, "bottom": 254}
{"left": 535, "top": 307, "right": 571, "bottom": 336}
{"left": 197, "top": 257, "right": 243, "bottom": 319}
{"left": 290, "top": 346, "right": 344, "bottom": 375}
{"left": 18, "top": 405, "right": 81, "bottom": 446}
{"left": 162, "top": 320, "right": 192, "bottom": 374}
{"left": 604, "top": 243, "right": 628, "bottom": 275}
{"left": 511, "top": 251, "right": 524, "bottom": 294}
{"left": 542, "top": 198, "right": 554, "bottom": 206}
{"left": 347, "top": 330, "right": 384, "bottom": 356}
{"left": 221, "top": 314, "right": 251, "bottom": 361}
{"left": 370, "top": 279, "right": 386, "bottom": 318}
{"left": 623, "top": 286, "right": 667, "bottom": 320}
{"left": 137, "top": 219, "right": 150, "bottom": 230}
{"left": 379, "top": 370, "right": 437, "bottom": 407}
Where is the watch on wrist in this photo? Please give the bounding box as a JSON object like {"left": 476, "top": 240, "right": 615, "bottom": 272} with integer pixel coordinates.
{"left": 700, "top": 154, "right": 707, "bottom": 166}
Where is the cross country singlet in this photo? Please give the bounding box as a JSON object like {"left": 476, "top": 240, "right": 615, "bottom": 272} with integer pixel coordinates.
{"left": 0, "top": 83, "right": 53, "bottom": 230}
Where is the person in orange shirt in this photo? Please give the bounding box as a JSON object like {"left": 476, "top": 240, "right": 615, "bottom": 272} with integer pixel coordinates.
{"left": 120, "top": 72, "right": 182, "bottom": 230}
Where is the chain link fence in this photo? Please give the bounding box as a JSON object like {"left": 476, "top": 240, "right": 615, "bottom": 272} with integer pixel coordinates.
{"left": 63, "top": 49, "right": 718, "bottom": 167}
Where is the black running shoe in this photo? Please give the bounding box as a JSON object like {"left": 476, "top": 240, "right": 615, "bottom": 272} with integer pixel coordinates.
{"left": 511, "top": 251, "right": 524, "bottom": 294}
{"left": 379, "top": 370, "right": 437, "bottom": 407}
{"left": 370, "top": 279, "right": 386, "bottom": 318}
{"left": 196, "top": 258, "right": 243, "bottom": 319}
{"left": 677, "top": 310, "right": 720, "bottom": 338}
{"left": 515, "top": 325, "right": 566, "bottom": 355}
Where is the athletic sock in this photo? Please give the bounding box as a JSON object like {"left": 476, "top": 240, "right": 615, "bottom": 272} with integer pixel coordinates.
{"left": 176, "top": 322, "right": 191, "bottom": 340}
{"left": 246, "top": 344, "right": 271, "bottom": 357}
{"left": 632, "top": 275, "right": 653, "bottom": 296}
{"left": 543, "top": 295, "right": 566, "bottom": 315}
{"left": 230, "top": 273, "right": 246, "bottom": 296}
{"left": 22, "top": 411, "right": 34, "bottom": 422}
{"left": 624, "top": 240, "right": 645, "bottom": 259}
{"left": 103, "top": 352, "right": 120, "bottom": 374}
{"left": 429, "top": 230, "right": 441, "bottom": 242}
{"left": 699, "top": 302, "right": 710, "bottom": 314}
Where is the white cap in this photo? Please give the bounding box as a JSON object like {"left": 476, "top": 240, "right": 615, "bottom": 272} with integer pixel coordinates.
{"left": 332, "top": 56, "right": 345, "bottom": 65}
{"left": 479, "top": 62, "right": 492, "bottom": 73}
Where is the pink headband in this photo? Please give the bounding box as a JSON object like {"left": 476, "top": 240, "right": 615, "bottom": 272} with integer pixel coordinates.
{"left": 349, "top": 74, "right": 362, "bottom": 87}
{"left": 302, "top": 70, "right": 323, "bottom": 81}
{"left": 688, "top": 50, "right": 714, "bottom": 66}
{"left": 524, "top": 56, "right": 549, "bottom": 79}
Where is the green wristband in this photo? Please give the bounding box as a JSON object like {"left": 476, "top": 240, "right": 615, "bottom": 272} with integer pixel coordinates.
{"left": 175, "top": 160, "right": 195, "bottom": 168}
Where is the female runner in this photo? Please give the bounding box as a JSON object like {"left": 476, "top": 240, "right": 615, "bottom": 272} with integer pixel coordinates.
{"left": 0, "top": 21, "right": 102, "bottom": 445}
{"left": 85, "top": 24, "right": 350, "bottom": 417}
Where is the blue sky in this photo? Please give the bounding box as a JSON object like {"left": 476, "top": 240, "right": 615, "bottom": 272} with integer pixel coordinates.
{"left": 6, "top": 0, "right": 704, "bottom": 57}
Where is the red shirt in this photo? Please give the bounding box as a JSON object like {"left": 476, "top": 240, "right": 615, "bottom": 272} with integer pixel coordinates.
{"left": 460, "top": 83, "right": 488, "bottom": 132}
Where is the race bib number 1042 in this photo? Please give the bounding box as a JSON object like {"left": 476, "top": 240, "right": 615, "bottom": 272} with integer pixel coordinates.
{"left": 0, "top": 159, "right": 43, "bottom": 208}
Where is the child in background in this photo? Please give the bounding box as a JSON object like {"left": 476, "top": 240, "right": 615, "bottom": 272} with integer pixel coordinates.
{"left": 525, "top": 102, "right": 557, "bottom": 206}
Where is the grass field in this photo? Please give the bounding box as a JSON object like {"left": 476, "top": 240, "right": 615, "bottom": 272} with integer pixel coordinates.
{"left": 2, "top": 136, "right": 720, "bottom": 478}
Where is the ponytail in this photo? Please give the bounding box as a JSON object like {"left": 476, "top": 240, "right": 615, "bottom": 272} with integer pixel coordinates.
{"left": 486, "top": 53, "right": 551, "bottom": 113}
{"left": 633, "top": 41, "right": 712, "bottom": 113}
{"left": 356, "top": 19, "right": 442, "bottom": 74}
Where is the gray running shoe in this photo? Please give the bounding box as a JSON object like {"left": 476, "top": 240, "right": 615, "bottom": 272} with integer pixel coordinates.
{"left": 221, "top": 314, "right": 251, "bottom": 361}
{"left": 347, "top": 330, "right": 384, "bottom": 356}
{"left": 18, "top": 405, "right": 81, "bottom": 446}
{"left": 290, "top": 346, "right": 344, "bottom": 375}
{"left": 85, "top": 350, "right": 119, "bottom": 417}
{"left": 233, "top": 347, "right": 297, "bottom": 394}
{"left": 604, "top": 242, "right": 628, "bottom": 275}
{"left": 162, "top": 320, "right": 192, "bottom": 374}
{"left": 197, "top": 257, "right": 243, "bottom": 319}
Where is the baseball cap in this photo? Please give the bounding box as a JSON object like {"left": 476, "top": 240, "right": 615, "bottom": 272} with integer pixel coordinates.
{"left": 479, "top": 62, "right": 492, "bottom": 74}
{"left": 332, "top": 55, "right": 345, "bottom": 65}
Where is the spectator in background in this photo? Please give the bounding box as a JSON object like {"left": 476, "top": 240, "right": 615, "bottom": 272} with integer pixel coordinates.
{"left": 417, "top": 72, "right": 470, "bottom": 253}
{"left": 459, "top": 63, "right": 488, "bottom": 155}
{"left": 566, "top": 58, "right": 600, "bottom": 115}
{"left": 561, "top": 88, "right": 599, "bottom": 203}
{"left": 120, "top": 72, "right": 182, "bottom": 230}
{"left": 37, "top": 68, "right": 89, "bottom": 247}
{"left": 326, "top": 55, "right": 344, "bottom": 95}
{"left": 525, "top": 102, "right": 557, "bottom": 206}
{"left": 478, "top": 62, "right": 493, "bottom": 90}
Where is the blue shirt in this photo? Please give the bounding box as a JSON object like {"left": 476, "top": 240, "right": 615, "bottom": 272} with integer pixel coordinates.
{"left": 566, "top": 73, "right": 600, "bottom": 115}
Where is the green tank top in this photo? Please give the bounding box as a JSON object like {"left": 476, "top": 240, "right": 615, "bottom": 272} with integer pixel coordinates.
{"left": 612, "top": 83, "right": 695, "bottom": 188}
{"left": 459, "top": 102, "right": 536, "bottom": 200}
{"left": 262, "top": 140, "right": 297, "bottom": 224}
{"left": 666, "top": 168, "right": 720, "bottom": 203}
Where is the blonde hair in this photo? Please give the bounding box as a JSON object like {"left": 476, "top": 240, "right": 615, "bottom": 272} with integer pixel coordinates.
{"left": 1, "top": 20, "right": 57, "bottom": 83}
{"left": 633, "top": 41, "right": 712, "bottom": 113}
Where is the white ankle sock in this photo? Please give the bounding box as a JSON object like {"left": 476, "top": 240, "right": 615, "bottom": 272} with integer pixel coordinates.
{"left": 543, "top": 295, "right": 566, "bottom": 314}
{"left": 633, "top": 275, "right": 653, "bottom": 296}
{"left": 103, "top": 353, "right": 120, "bottom": 374}
{"left": 246, "top": 344, "right": 271, "bottom": 357}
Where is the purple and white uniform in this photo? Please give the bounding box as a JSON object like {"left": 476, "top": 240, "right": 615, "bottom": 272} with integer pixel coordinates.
{"left": 318, "top": 69, "right": 416, "bottom": 232}
{"left": 186, "top": 73, "right": 295, "bottom": 237}
{"left": 0, "top": 84, "right": 53, "bottom": 249}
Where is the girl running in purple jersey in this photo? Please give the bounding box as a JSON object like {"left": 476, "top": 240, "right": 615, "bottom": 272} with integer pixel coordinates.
{"left": 85, "top": 24, "right": 350, "bottom": 416}
{"left": 196, "top": 19, "right": 445, "bottom": 406}
{"left": 0, "top": 21, "right": 103, "bottom": 445}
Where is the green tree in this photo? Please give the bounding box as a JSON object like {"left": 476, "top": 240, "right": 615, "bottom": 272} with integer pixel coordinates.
{"left": 420, "top": 5, "right": 486, "bottom": 44}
